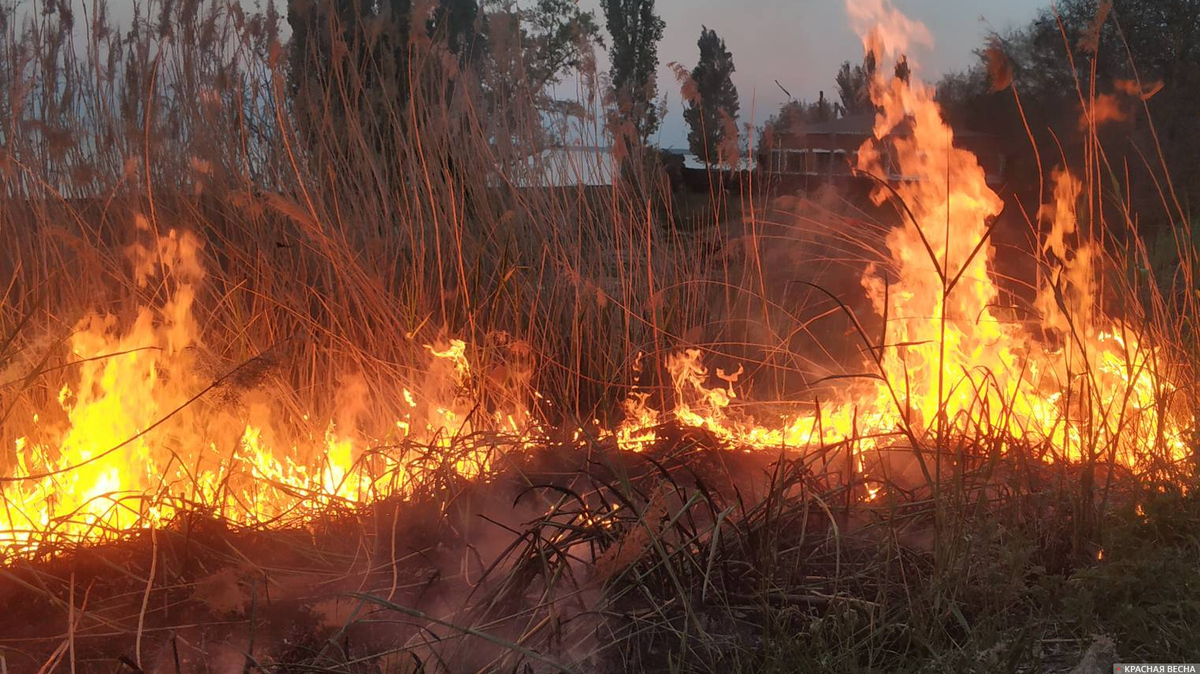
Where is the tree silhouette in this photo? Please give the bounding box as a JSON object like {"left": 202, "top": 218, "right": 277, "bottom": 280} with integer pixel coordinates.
{"left": 935, "top": 0, "right": 1200, "bottom": 225}
{"left": 683, "top": 26, "right": 740, "bottom": 167}
{"left": 601, "top": 0, "right": 666, "bottom": 145}
{"left": 835, "top": 52, "right": 876, "bottom": 116}
{"left": 287, "top": 0, "right": 597, "bottom": 146}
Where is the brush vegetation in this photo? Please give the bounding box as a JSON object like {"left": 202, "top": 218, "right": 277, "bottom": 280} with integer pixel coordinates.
{"left": 0, "top": 0, "right": 1198, "bottom": 671}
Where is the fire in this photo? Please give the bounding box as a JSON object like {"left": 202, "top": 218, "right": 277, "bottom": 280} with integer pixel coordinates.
{"left": 1, "top": 222, "right": 543, "bottom": 557}
{"left": 610, "top": 0, "right": 1191, "bottom": 489}
{"left": 0, "top": 0, "right": 1192, "bottom": 561}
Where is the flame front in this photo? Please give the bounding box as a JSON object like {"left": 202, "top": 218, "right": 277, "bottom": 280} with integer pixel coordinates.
{"left": 1, "top": 0, "right": 1192, "bottom": 560}
{"left": 613, "top": 0, "right": 1191, "bottom": 492}
{"left": 2, "top": 222, "right": 541, "bottom": 556}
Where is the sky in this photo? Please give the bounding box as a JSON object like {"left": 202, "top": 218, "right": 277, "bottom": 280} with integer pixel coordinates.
{"left": 579, "top": 0, "right": 1049, "bottom": 148}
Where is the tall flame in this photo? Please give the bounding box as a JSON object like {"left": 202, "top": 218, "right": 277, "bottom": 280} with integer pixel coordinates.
{"left": 612, "top": 0, "right": 1190, "bottom": 488}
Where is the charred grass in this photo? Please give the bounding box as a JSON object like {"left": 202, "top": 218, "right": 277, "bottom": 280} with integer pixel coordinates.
{"left": 0, "top": 430, "right": 1197, "bottom": 672}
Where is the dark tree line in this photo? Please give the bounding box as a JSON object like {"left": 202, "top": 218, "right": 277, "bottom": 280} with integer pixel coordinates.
{"left": 286, "top": 0, "right": 480, "bottom": 125}
{"left": 936, "top": 0, "right": 1200, "bottom": 219}
{"left": 283, "top": 0, "right": 681, "bottom": 184}
{"left": 285, "top": 0, "right": 604, "bottom": 159}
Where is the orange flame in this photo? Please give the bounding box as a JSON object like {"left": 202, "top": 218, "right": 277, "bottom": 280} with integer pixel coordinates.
{"left": 610, "top": 0, "right": 1190, "bottom": 492}
{"left": 2, "top": 227, "right": 544, "bottom": 557}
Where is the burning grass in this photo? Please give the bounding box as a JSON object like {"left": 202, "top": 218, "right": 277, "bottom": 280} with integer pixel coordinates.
{"left": 2, "top": 0, "right": 1199, "bottom": 669}
{"left": 2, "top": 430, "right": 1198, "bottom": 672}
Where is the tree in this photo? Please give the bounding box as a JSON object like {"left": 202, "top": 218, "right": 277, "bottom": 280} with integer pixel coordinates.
{"left": 760, "top": 92, "right": 833, "bottom": 134}
{"left": 682, "top": 26, "right": 740, "bottom": 167}
{"left": 935, "top": 0, "right": 1200, "bottom": 231}
{"left": 288, "top": 0, "right": 600, "bottom": 115}
{"left": 809, "top": 91, "right": 834, "bottom": 124}
{"left": 286, "top": 0, "right": 478, "bottom": 142}
{"left": 762, "top": 94, "right": 833, "bottom": 139}
{"left": 893, "top": 55, "right": 911, "bottom": 84}
{"left": 482, "top": 0, "right": 602, "bottom": 99}
{"left": 287, "top": 0, "right": 601, "bottom": 157}
{"left": 601, "top": 0, "right": 666, "bottom": 145}
{"left": 762, "top": 100, "right": 808, "bottom": 140}
{"left": 835, "top": 52, "right": 876, "bottom": 116}
{"left": 429, "top": 0, "right": 482, "bottom": 65}
{"left": 518, "top": 0, "right": 602, "bottom": 91}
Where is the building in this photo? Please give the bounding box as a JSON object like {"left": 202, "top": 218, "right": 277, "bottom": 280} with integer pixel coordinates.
{"left": 761, "top": 113, "right": 1007, "bottom": 187}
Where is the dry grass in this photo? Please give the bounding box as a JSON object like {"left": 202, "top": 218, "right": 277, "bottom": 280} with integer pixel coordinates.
{"left": 2, "top": 0, "right": 1200, "bottom": 671}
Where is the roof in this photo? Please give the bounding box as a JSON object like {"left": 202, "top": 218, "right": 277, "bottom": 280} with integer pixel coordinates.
{"left": 804, "top": 114, "right": 879, "bottom": 135}
{"left": 789, "top": 113, "right": 995, "bottom": 140}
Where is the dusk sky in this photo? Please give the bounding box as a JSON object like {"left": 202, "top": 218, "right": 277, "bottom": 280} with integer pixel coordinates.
{"left": 584, "top": 0, "right": 1049, "bottom": 148}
